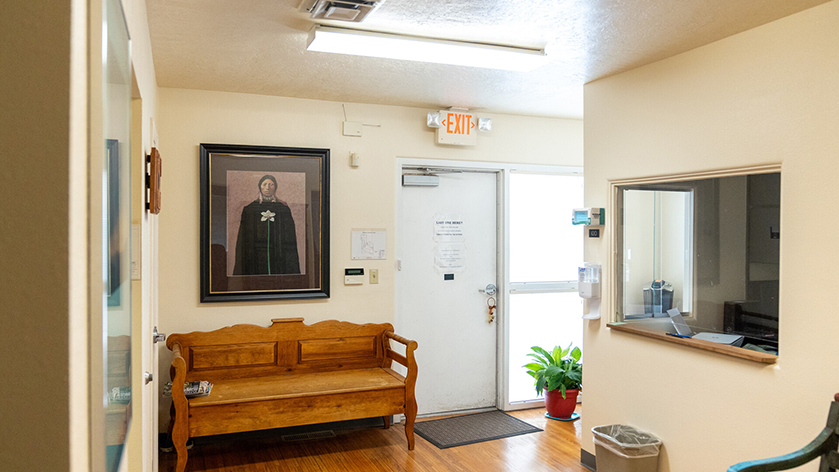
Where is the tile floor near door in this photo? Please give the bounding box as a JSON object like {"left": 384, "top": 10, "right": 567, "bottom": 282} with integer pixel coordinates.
{"left": 159, "top": 405, "right": 588, "bottom": 472}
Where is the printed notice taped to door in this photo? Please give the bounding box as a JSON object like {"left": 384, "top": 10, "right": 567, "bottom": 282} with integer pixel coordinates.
{"left": 434, "top": 214, "right": 464, "bottom": 242}
{"left": 434, "top": 243, "right": 466, "bottom": 272}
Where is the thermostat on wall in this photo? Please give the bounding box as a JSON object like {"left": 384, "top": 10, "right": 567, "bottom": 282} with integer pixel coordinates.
{"left": 344, "top": 268, "right": 364, "bottom": 285}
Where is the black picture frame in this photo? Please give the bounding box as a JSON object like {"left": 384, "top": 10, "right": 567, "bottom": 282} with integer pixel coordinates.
{"left": 199, "top": 143, "right": 330, "bottom": 302}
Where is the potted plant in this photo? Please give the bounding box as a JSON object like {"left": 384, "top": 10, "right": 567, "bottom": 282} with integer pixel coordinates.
{"left": 524, "top": 344, "right": 582, "bottom": 419}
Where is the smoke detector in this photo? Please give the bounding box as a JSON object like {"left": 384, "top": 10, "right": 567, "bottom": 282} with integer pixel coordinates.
{"left": 300, "top": 0, "right": 385, "bottom": 23}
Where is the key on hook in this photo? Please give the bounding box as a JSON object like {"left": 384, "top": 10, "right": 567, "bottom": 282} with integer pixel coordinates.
{"left": 487, "top": 297, "right": 496, "bottom": 324}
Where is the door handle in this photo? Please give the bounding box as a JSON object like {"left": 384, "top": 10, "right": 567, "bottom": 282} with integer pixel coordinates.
{"left": 478, "top": 284, "right": 497, "bottom": 296}
{"left": 153, "top": 327, "right": 166, "bottom": 344}
{"left": 144, "top": 372, "right": 154, "bottom": 384}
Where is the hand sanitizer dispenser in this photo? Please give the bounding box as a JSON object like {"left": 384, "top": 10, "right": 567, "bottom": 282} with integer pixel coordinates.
{"left": 578, "top": 263, "right": 601, "bottom": 299}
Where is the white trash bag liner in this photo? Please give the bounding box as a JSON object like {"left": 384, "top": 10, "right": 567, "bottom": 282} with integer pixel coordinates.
{"left": 592, "top": 424, "right": 662, "bottom": 459}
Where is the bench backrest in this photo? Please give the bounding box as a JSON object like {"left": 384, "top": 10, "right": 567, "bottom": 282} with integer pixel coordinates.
{"left": 166, "top": 318, "right": 393, "bottom": 382}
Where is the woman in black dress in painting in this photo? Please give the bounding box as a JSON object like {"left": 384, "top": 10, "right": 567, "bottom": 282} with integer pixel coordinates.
{"left": 233, "top": 175, "right": 300, "bottom": 275}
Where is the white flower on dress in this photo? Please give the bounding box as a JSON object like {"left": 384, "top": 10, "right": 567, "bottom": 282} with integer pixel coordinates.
{"left": 261, "top": 210, "right": 276, "bottom": 222}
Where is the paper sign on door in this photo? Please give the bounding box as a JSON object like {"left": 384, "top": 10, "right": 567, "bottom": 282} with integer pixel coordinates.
{"left": 434, "top": 243, "right": 466, "bottom": 272}
{"left": 434, "top": 215, "right": 465, "bottom": 241}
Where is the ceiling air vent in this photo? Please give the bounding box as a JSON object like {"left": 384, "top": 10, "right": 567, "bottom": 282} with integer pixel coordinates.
{"left": 300, "top": 0, "right": 384, "bottom": 23}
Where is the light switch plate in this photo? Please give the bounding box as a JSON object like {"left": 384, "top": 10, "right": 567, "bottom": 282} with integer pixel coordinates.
{"left": 370, "top": 269, "right": 379, "bottom": 284}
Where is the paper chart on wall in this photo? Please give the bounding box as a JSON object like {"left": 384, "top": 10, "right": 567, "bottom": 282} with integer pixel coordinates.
{"left": 351, "top": 230, "right": 387, "bottom": 260}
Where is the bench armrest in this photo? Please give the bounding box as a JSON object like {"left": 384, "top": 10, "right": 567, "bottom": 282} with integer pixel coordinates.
{"left": 384, "top": 331, "right": 413, "bottom": 346}
{"left": 728, "top": 400, "right": 839, "bottom": 471}
{"left": 383, "top": 331, "right": 418, "bottom": 430}
{"left": 169, "top": 343, "right": 185, "bottom": 382}
{"left": 384, "top": 331, "right": 418, "bottom": 369}
{"left": 727, "top": 428, "right": 837, "bottom": 471}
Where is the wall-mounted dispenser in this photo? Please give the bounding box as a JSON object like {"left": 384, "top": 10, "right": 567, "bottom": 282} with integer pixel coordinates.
{"left": 572, "top": 207, "right": 604, "bottom": 226}
{"left": 578, "top": 263, "right": 601, "bottom": 299}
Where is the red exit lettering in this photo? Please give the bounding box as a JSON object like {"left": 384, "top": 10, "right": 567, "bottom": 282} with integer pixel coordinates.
{"left": 444, "top": 113, "right": 476, "bottom": 136}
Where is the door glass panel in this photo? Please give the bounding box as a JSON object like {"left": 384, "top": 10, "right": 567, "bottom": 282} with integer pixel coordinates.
{"left": 508, "top": 292, "right": 583, "bottom": 403}
{"left": 510, "top": 173, "right": 583, "bottom": 282}
{"left": 103, "top": 0, "right": 132, "bottom": 468}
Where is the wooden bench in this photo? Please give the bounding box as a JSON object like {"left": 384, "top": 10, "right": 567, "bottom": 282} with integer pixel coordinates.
{"left": 166, "top": 318, "right": 418, "bottom": 472}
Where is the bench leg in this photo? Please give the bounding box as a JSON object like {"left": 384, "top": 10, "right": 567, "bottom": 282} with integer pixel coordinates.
{"left": 383, "top": 415, "right": 391, "bottom": 429}
{"left": 172, "top": 431, "right": 189, "bottom": 472}
{"left": 405, "top": 403, "right": 417, "bottom": 450}
{"left": 170, "top": 403, "right": 189, "bottom": 472}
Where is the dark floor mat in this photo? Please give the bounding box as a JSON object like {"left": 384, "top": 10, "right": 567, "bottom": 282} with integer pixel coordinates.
{"left": 414, "top": 410, "right": 542, "bottom": 449}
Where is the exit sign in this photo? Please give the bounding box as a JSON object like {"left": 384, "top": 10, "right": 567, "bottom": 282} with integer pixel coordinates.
{"left": 437, "top": 110, "right": 477, "bottom": 146}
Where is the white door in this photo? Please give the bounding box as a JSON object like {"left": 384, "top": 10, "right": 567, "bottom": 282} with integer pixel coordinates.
{"left": 130, "top": 105, "right": 161, "bottom": 472}
{"left": 397, "top": 168, "right": 498, "bottom": 416}
{"left": 145, "top": 218, "right": 160, "bottom": 472}
{"left": 144, "top": 138, "right": 162, "bottom": 472}
{"left": 133, "top": 219, "right": 160, "bottom": 472}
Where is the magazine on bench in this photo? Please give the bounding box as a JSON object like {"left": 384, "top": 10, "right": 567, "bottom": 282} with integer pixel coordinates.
{"left": 163, "top": 380, "right": 214, "bottom": 398}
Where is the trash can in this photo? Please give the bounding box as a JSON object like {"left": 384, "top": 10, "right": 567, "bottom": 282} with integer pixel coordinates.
{"left": 592, "top": 424, "right": 662, "bottom": 472}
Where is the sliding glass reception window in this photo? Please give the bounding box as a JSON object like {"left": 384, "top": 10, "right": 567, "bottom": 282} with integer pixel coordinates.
{"left": 615, "top": 172, "right": 780, "bottom": 355}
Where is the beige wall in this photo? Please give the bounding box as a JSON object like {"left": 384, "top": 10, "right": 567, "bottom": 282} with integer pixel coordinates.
{"left": 0, "top": 1, "right": 76, "bottom": 470}
{"left": 0, "top": 0, "right": 159, "bottom": 470}
{"left": 582, "top": 1, "right": 839, "bottom": 470}
{"left": 155, "top": 87, "right": 582, "bottom": 422}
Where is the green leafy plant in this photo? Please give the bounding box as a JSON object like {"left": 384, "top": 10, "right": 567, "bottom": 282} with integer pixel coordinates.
{"left": 524, "top": 344, "right": 582, "bottom": 399}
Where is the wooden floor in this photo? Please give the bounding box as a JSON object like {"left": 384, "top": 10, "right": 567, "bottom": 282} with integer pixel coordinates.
{"left": 159, "top": 405, "right": 588, "bottom": 472}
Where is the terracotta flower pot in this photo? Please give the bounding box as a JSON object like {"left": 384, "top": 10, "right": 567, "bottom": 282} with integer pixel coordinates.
{"left": 545, "top": 388, "right": 579, "bottom": 419}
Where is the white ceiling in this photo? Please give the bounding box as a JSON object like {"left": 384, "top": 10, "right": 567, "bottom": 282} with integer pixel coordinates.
{"left": 146, "top": 0, "right": 828, "bottom": 119}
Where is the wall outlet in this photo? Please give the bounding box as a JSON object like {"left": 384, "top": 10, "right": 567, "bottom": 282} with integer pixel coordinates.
{"left": 370, "top": 269, "right": 379, "bottom": 284}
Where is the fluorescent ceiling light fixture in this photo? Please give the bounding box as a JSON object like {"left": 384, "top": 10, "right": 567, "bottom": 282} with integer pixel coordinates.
{"left": 307, "top": 25, "right": 547, "bottom": 71}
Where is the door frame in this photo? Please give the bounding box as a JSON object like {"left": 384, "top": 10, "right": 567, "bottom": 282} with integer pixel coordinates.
{"left": 395, "top": 158, "right": 583, "bottom": 413}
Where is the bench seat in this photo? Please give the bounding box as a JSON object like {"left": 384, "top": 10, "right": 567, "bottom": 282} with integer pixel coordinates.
{"left": 186, "top": 368, "right": 409, "bottom": 438}
{"left": 189, "top": 368, "right": 407, "bottom": 407}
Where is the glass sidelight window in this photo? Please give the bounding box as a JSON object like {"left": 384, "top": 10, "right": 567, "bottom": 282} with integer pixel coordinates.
{"left": 507, "top": 172, "right": 584, "bottom": 404}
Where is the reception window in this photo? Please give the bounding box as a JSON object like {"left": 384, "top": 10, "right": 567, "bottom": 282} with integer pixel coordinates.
{"left": 614, "top": 171, "right": 780, "bottom": 357}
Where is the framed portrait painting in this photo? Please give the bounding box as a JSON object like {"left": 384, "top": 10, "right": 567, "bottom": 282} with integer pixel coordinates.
{"left": 200, "top": 143, "right": 330, "bottom": 302}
